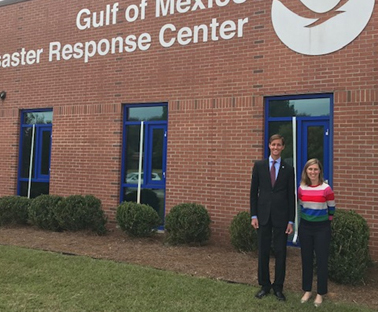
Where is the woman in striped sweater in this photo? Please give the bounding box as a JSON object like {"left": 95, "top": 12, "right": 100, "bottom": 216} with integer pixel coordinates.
{"left": 298, "top": 158, "right": 335, "bottom": 308}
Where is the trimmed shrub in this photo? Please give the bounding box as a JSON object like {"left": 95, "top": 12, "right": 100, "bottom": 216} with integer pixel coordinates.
{"left": 0, "top": 196, "right": 31, "bottom": 225}
{"left": 329, "top": 210, "right": 370, "bottom": 285}
{"left": 165, "top": 203, "right": 211, "bottom": 245}
{"left": 124, "top": 189, "right": 160, "bottom": 214}
{"left": 84, "top": 195, "right": 108, "bottom": 235}
{"left": 230, "top": 211, "right": 257, "bottom": 252}
{"left": 54, "top": 195, "right": 107, "bottom": 235}
{"left": 116, "top": 201, "right": 160, "bottom": 237}
{"left": 28, "top": 194, "right": 64, "bottom": 231}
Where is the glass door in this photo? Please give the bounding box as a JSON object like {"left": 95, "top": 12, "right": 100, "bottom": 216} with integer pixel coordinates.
{"left": 299, "top": 120, "right": 330, "bottom": 183}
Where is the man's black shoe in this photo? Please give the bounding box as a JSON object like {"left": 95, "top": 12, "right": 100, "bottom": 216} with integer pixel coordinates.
{"left": 273, "top": 290, "right": 286, "bottom": 301}
{"left": 255, "top": 289, "right": 270, "bottom": 299}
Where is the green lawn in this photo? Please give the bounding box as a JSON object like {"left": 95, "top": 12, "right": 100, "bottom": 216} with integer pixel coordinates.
{"left": 0, "top": 245, "right": 373, "bottom": 312}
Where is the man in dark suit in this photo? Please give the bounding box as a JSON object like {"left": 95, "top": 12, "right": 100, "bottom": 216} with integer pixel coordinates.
{"left": 250, "top": 134, "right": 295, "bottom": 301}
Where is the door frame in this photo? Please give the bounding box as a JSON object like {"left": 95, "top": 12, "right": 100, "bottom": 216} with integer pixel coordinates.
{"left": 298, "top": 118, "right": 331, "bottom": 185}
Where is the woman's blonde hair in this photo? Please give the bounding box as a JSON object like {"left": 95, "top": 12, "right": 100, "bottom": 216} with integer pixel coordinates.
{"left": 300, "top": 158, "right": 324, "bottom": 186}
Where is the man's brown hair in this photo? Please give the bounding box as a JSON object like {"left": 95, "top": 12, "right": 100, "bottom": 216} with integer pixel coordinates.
{"left": 269, "top": 134, "right": 285, "bottom": 146}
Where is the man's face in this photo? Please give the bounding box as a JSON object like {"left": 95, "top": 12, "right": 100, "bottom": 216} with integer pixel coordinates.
{"left": 269, "top": 139, "right": 285, "bottom": 158}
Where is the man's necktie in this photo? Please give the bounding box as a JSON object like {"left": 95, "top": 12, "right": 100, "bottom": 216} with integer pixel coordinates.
{"left": 271, "top": 160, "right": 276, "bottom": 187}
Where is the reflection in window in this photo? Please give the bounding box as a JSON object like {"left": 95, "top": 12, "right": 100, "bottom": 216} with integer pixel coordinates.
{"left": 23, "top": 111, "right": 53, "bottom": 124}
{"left": 19, "top": 182, "right": 49, "bottom": 198}
{"left": 269, "top": 98, "right": 330, "bottom": 117}
{"left": 41, "top": 130, "right": 52, "bottom": 175}
{"left": 127, "top": 106, "right": 167, "bottom": 121}
{"left": 151, "top": 128, "right": 164, "bottom": 183}
{"left": 307, "top": 126, "right": 324, "bottom": 164}
{"left": 20, "top": 128, "right": 35, "bottom": 178}
{"left": 125, "top": 125, "right": 144, "bottom": 182}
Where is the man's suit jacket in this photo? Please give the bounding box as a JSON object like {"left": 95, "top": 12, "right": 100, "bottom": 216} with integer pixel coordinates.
{"left": 250, "top": 159, "right": 295, "bottom": 227}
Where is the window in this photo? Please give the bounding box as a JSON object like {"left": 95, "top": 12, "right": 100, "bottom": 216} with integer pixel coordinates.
{"left": 121, "top": 104, "right": 168, "bottom": 225}
{"left": 265, "top": 94, "right": 334, "bottom": 245}
{"left": 18, "top": 110, "right": 53, "bottom": 198}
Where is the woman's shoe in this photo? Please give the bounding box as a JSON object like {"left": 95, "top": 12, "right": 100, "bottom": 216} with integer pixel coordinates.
{"left": 314, "top": 294, "right": 323, "bottom": 307}
{"left": 300, "top": 292, "right": 312, "bottom": 303}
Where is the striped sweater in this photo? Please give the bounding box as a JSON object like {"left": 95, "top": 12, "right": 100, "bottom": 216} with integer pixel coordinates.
{"left": 298, "top": 183, "right": 336, "bottom": 222}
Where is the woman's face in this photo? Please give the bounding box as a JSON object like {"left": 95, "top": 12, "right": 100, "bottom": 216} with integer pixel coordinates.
{"left": 306, "top": 163, "right": 320, "bottom": 185}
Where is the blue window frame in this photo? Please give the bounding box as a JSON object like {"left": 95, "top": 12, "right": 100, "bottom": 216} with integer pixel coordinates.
{"left": 17, "top": 109, "right": 53, "bottom": 198}
{"left": 120, "top": 104, "right": 168, "bottom": 226}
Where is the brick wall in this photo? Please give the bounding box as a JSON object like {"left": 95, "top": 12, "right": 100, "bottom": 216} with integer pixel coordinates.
{"left": 49, "top": 104, "right": 123, "bottom": 221}
{"left": 333, "top": 90, "right": 378, "bottom": 259}
{"left": 166, "top": 97, "right": 263, "bottom": 241}
{"left": 0, "top": 0, "right": 377, "bottom": 258}
{"left": 0, "top": 108, "right": 20, "bottom": 195}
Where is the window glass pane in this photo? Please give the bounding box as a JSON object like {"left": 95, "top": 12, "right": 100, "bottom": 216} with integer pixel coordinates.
{"left": 127, "top": 106, "right": 167, "bottom": 121}
{"left": 24, "top": 112, "right": 53, "bottom": 124}
{"left": 41, "top": 130, "right": 51, "bottom": 175}
{"left": 268, "top": 121, "right": 293, "bottom": 166}
{"left": 151, "top": 128, "right": 164, "bottom": 182}
{"left": 19, "top": 182, "right": 49, "bottom": 199}
{"left": 125, "top": 125, "right": 144, "bottom": 184}
{"left": 269, "top": 98, "right": 330, "bottom": 117}
{"left": 20, "top": 127, "right": 35, "bottom": 178}
{"left": 123, "top": 188, "right": 165, "bottom": 223}
{"left": 307, "top": 126, "right": 324, "bottom": 165}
